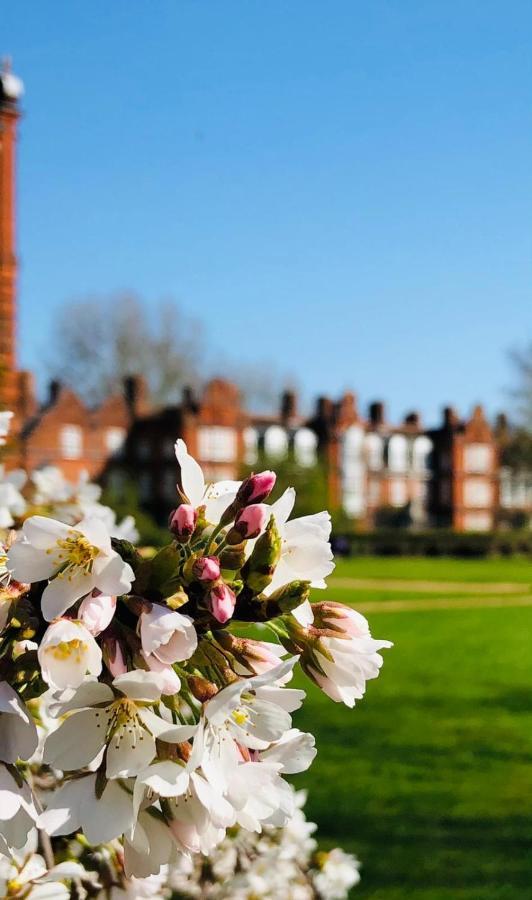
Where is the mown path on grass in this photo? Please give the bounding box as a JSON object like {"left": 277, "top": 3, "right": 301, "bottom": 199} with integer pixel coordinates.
{"left": 329, "top": 576, "right": 531, "bottom": 594}
{"left": 356, "top": 594, "right": 532, "bottom": 613}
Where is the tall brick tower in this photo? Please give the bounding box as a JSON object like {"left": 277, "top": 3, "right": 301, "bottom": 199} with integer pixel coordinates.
{"left": 0, "top": 59, "right": 23, "bottom": 410}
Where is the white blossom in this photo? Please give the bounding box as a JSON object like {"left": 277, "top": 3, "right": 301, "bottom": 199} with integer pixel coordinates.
{"left": 313, "top": 847, "right": 361, "bottom": 898}
{"left": 0, "top": 467, "right": 27, "bottom": 529}
{"left": 37, "top": 774, "right": 136, "bottom": 845}
{"left": 139, "top": 604, "right": 197, "bottom": 665}
{"left": 38, "top": 619, "right": 102, "bottom": 690}
{"left": 8, "top": 516, "right": 134, "bottom": 621}
{"left": 44, "top": 670, "right": 195, "bottom": 778}
{"left": 265, "top": 487, "right": 335, "bottom": 625}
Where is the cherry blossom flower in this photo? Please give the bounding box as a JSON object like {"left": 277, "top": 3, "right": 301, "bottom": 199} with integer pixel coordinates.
{"left": 288, "top": 609, "right": 392, "bottom": 708}
{"left": 8, "top": 516, "right": 135, "bottom": 621}
{"left": 78, "top": 591, "right": 117, "bottom": 635}
{"left": 37, "top": 774, "right": 136, "bottom": 845}
{"left": 265, "top": 487, "right": 335, "bottom": 625}
{"left": 38, "top": 619, "right": 102, "bottom": 690}
{"left": 0, "top": 467, "right": 26, "bottom": 529}
{"left": 44, "top": 670, "right": 196, "bottom": 778}
{"left": 0, "top": 853, "right": 85, "bottom": 899}
{"left": 139, "top": 604, "right": 197, "bottom": 664}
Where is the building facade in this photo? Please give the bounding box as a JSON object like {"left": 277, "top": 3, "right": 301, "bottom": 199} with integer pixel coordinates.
{"left": 0, "top": 61, "right": 529, "bottom": 532}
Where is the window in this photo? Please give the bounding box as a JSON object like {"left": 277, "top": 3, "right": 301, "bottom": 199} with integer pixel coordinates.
{"left": 60, "top": 425, "right": 82, "bottom": 460}
{"left": 294, "top": 428, "right": 317, "bottom": 467}
{"left": 202, "top": 465, "right": 236, "bottom": 482}
{"left": 388, "top": 435, "right": 408, "bottom": 472}
{"left": 463, "top": 511, "right": 492, "bottom": 532}
{"left": 163, "top": 438, "right": 175, "bottom": 460}
{"left": 463, "top": 479, "right": 492, "bottom": 507}
{"left": 198, "top": 427, "right": 237, "bottom": 463}
{"left": 138, "top": 472, "right": 152, "bottom": 502}
{"left": 342, "top": 426, "right": 365, "bottom": 516}
{"left": 264, "top": 426, "right": 288, "bottom": 459}
{"left": 365, "top": 433, "right": 383, "bottom": 471}
{"left": 243, "top": 427, "right": 258, "bottom": 465}
{"left": 105, "top": 427, "right": 126, "bottom": 456}
{"left": 137, "top": 439, "right": 151, "bottom": 461}
{"left": 162, "top": 468, "right": 177, "bottom": 501}
{"left": 412, "top": 436, "right": 433, "bottom": 473}
{"left": 464, "top": 444, "right": 491, "bottom": 473}
{"left": 390, "top": 478, "right": 407, "bottom": 507}
{"left": 368, "top": 478, "right": 381, "bottom": 505}
{"left": 439, "top": 479, "right": 452, "bottom": 504}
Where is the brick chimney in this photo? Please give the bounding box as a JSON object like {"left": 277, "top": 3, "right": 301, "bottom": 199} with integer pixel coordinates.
{"left": 404, "top": 411, "right": 420, "bottom": 429}
{"left": 0, "top": 59, "right": 23, "bottom": 409}
{"left": 443, "top": 406, "right": 459, "bottom": 428}
{"left": 48, "top": 379, "right": 62, "bottom": 406}
{"left": 281, "top": 390, "right": 298, "bottom": 422}
{"left": 123, "top": 375, "right": 148, "bottom": 419}
{"left": 369, "top": 401, "right": 385, "bottom": 427}
{"left": 316, "top": 396, "right": 334, "bottom": 422}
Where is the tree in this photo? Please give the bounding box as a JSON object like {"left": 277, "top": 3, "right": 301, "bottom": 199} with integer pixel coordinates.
{"left": 45, "top": 293, "right": 205, "bottom": 406}
{"left": 508, "top": 341, "right": 532, "bottom": 430}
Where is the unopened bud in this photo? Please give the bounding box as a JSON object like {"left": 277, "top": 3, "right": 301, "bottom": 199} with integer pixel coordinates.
{"left": 192, "top": 556, "right": 221, "bottom": 582}
{"left": 102, "top": 635, "right": 128, "bottom": 677}
{"left": 226, "top": 504, "right": 267, "bottom": 544}
{"left": 169, "top": 504, "right": 198, "bottom": 542}
{"left": 209, "top": 582, "right": 236, "bottom": 625}
{"left": 267, "top": 580, "right": 311, "bottom": 613}
{"left": 241, "top": 516, "right": 281, "bottom": 594}
{"left": 219, "top": 543, "right": 246, "bottom": 573}
{"left": 237, "top": 471, "right": 276, "bottom": 506}
{"left": 188, "top": 674, "right": 219, "bottom": 702}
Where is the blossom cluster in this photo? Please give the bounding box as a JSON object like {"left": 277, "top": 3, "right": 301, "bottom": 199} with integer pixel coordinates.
{"left": 0, "top": 414, "right": 391, "bottom": 895}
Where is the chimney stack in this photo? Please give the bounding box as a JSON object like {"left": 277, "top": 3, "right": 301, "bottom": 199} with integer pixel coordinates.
{"left": 281, "top": 390, "right": 298, "bottom": 422}
{"left": 443, "top": 406, "right": 458, "bottom": 428}
{"left": 369, "top": 401, "right": 385, "bottom": 427}
{"left": 123, "top": 375, "right": 148, "bottom": 419}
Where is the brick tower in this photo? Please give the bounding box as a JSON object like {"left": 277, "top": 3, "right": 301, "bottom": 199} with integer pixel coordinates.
{"left": 0, "top": 59, "right": 23, "bottom": 411}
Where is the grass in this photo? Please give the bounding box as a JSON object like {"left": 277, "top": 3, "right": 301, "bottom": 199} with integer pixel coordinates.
{"left": 332, "top": 555, "right": 532, "bottom": 584}
{"left": 287, "top": 557, "right": 532, "bottom": 899}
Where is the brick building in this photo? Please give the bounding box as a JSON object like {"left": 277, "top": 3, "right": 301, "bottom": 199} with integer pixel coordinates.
{"left": 0, "top": 60, "right": 529, "bottom": 532}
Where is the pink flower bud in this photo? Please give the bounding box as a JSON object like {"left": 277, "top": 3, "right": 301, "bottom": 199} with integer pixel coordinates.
{"left": 78, "top": 591, "right": 117, "bottom": 636}
{"left": 236, "top": 471, "right": 276, "bottom": 505}
{"left": 193, "top": 555, "right": 221, "bottom": 582}
{"left": 209, "top": 582, "right": 236, "bottom": 624}
{"left": 233, "top": 504, "right": 267, "bottom": 540}
{"left": 142, "top": 650, "right": 181, "bottom": 695}
{"left": 169, "top": 504, "right": 198, "bottom": 541}
{"left": 102, "top": 635, "right": 128, "bottom": 677}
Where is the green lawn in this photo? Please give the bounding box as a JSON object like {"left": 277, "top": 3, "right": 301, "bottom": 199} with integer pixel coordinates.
{"left": 289, "top": 557, "right": 532, "bottom": 899}
{"left": 332, "top": 555, "right": 532, "bottom": 584}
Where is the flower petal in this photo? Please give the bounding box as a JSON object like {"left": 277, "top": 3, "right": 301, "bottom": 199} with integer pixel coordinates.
{"left": 175, "top": 439, "right": 205, "bottom": 506}
{"left": 41, "top": 572, "right": 95, "bottom": 621}
{"left": 44, "top": 708, "right": 107, "bottom": 771}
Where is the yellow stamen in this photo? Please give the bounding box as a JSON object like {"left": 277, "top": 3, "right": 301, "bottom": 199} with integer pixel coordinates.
{"left": 50, "top": 530, "right": 99, "bottom": 579}
{"left": 46, "top": 638, "right": 87, "bottom": 662}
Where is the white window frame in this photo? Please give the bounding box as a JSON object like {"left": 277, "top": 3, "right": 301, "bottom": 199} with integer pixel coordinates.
{"left": 60, "top": 425, "right": 83, "bottom": 460}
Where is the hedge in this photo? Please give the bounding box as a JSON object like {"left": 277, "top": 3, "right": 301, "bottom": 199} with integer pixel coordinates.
{"left": 331, "top": 529, "right": 532, "bottom": 558}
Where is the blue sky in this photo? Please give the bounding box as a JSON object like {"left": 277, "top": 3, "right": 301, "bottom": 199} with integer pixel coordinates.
{"left": 4, "top": 1, "right": 532, "bottom": 424}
